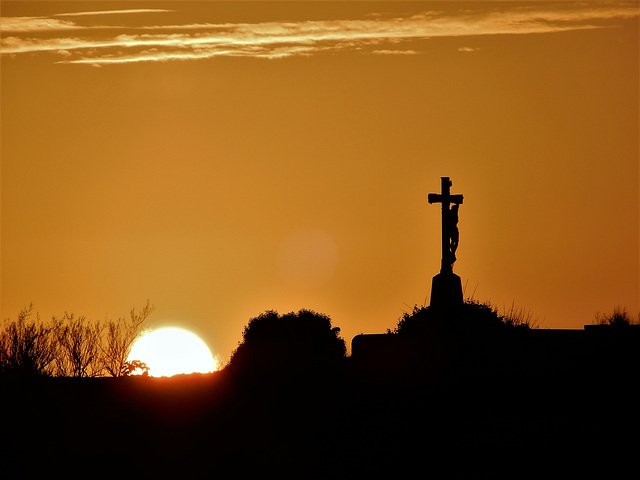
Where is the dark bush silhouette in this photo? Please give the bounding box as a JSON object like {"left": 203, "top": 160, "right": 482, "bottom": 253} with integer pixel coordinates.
{"left": 366, "top": 299, "right": 540, "bottom": 381}
{"left": 228, "top": 309, "right": 346, "bottom": 379}
{"left": 594, "top": 306, "right": 639, "bottom": 326}
{"left": 393, "top": 299, "right": 535, "bottom": 336}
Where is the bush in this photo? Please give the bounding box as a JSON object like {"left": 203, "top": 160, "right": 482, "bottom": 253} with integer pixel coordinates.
{"left": 229, "top": 309, "right": 346, "bottom": 378}
{"left": 393, "top": 299, "right": 536, "bottom": 335}
{"left": 594, "top": 307, "right": 639, "bottom": 326}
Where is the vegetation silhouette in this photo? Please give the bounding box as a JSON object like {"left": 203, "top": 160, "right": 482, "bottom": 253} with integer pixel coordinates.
{"left": 594, "top": 306, "right": 640, "bottom": 326}
{"left": 394, "top": 298, "right": 537, "bottom": 335}
{"left": 2, "top": 301, "right": 638, "bottom": 478}
{"left": 102, "top": 301, "right": 154, "bottom": 377}
{"left": 0, "top": 301, "right": 153, "bottom": 378}
{"left": 227, "top": 309, "right": 346, "bottom": 385}
{"left": 0, "top": 305, "right": 57, "bottom": 377}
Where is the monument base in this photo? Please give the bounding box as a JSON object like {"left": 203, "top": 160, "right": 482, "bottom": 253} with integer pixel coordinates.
{"left": 430, "top": 271, "right": 463, "bottom": 308}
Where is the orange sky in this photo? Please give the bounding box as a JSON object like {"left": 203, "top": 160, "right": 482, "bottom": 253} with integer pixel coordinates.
{"left": 2, "top": 1, "right": 638, "bottom": 363}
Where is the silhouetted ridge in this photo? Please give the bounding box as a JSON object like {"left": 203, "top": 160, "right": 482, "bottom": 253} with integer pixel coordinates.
{"left": 3, "top": 304, "right": 639, "bottom": 479}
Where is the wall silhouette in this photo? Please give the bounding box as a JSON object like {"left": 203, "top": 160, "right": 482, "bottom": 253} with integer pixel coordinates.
{"left": 352, "top": 301, "right": 640, "bottom": 386}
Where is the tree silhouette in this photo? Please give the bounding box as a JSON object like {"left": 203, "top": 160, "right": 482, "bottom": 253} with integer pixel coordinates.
{"left": 228, "top": 309, "right": 346, "bottom": 379}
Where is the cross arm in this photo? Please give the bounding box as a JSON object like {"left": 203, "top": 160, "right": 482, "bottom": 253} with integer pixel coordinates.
{"left": 427, "top": 193, "right": 441, "bottom": 204}
{"left": 428, "top": 193, "right": 463, "bottom": 204}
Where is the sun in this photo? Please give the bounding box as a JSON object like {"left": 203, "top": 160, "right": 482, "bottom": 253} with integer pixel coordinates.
{"left": 128, "top": 327, "right": 218, "bottom": 377}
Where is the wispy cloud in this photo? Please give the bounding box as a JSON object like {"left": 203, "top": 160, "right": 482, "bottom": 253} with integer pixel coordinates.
{"left": 1, "top": 9, "right": 171, "bottom": 32}
{"left": 372, "top": 49, "right": 419, "bottom": 56}
{"left": 54, "top": 9, "right": 173, "bottom": 17}
{"left": 1, "top": 4, "right": 637, "bottom": 65}
{"left": 1, "top": 16, "right": 85, "bottom": 32}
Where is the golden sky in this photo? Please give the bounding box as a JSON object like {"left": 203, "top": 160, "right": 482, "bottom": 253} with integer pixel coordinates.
{"left": 2, "top": 1, "right": 638, "bottom": 362}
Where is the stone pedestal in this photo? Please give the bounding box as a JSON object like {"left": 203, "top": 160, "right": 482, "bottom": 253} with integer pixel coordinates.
{"left": 430, "top": 271, "right": 463, "bottom": 308}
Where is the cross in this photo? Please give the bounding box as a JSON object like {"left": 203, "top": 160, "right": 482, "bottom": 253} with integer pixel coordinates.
{"left": 428, "top": 177, "right": 463, "bottom": 274}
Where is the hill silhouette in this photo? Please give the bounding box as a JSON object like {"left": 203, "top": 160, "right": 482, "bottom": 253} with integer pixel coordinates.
{"left": 2, "top": 305, "right": 638, "bottom": 478}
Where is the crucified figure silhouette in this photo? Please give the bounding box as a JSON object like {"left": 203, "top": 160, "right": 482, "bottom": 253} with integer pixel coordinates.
{"left": 428, "top": 177, "right": 463, "bottom": 274}
{"left": 448, "top": 203, "right": 460, "bottom": 265}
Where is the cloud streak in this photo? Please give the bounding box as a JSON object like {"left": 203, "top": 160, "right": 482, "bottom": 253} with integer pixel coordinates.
{"left": 54, "top": 9, "right": 173, "bottom": 17}
{"left": 1, "top": 9, "right": 171, "bottom": 32}
{"left": 1, "top": 16, "right": 87, "bottom": 32}
{"left": 1, "top": 4, "right": 637, "bottom": 64}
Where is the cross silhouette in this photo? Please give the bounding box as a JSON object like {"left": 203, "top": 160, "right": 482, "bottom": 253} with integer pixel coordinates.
{"left": 428, "top": 177, "right": 463, "bottom": 274}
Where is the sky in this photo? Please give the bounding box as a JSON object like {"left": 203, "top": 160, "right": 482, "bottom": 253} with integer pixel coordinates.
{"left": 2, "top": 1, "right": 638, "bottom": 363}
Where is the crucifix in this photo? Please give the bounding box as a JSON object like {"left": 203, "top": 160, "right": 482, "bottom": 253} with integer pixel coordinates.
{"left": 428, "top": 177, "right": 464, "bottom": 274}
{"left": 428, "top": 177, "right": 464, "bottom": 307}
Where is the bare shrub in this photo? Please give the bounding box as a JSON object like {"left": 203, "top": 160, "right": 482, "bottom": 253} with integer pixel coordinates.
{"left": 53, "top": 313, "right": 104, "bottom": 377}
{"left": 594, "top": 307, "right": 639, "bottom": 326}
{"left": 0, "top": 304, "right": 58, "bottom": 376}
{"left": 501, "top": 301, "right": 541, "bottom": 329}
{"left": 102, "top": 300, "right": 154, "bottom": 377}
{"left": 2, "top": 302, "right": 154, "bottom": 378}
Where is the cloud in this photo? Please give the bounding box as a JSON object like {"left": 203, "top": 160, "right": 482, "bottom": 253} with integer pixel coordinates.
{"left": 1, "top": 36, "right": 128, "bottom": 55}
{"left": 0, "top": 9, "right": 171, "bottom": 32}
{"left": 0, "top": 16, "right": 84, "bottom": 32}
{"left": 1, "top": 3, "right": 637, "bottom": 64}
{"left": 54, "top": 9, "right": 173, "bottom": 17}
{"left": 372, "top": 49, "right": 419, "bottom": 56}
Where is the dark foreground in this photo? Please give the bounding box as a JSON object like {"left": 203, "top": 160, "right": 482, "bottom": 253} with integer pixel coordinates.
{"left": 2, "top": 335, "right": 638, "bottom": 479}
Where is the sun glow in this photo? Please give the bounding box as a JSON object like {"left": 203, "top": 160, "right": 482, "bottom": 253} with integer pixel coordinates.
{"left": 128, "top": 327, "right": 218, "bottom": 377}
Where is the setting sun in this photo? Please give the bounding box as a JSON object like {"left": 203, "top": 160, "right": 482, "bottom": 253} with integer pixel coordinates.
{"left": 128, "top": 327, "right": 218, "bottom": 377}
